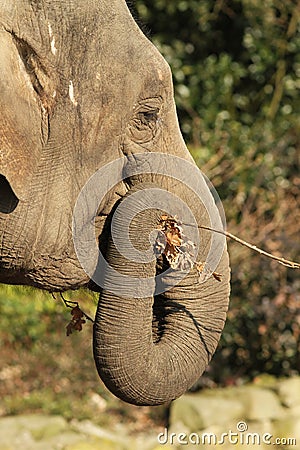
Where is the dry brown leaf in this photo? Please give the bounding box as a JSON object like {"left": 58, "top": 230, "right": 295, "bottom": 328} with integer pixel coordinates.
{"left": 212, "top": 271, "right": 222, "bottom": 282}
{"left": 156, "top": 215, "right": 223, "bottom": 282}
{"left": 166, "top": 230, "right": 182, "bottom": 247}
{"left": 156, "top": 215, "right": 195, "bottom": 270}
{"left": 66, "top": 306, "right": 86, "bottom": 336}
{"left": 196, "top": 261, "right": 222, "bottom": 283}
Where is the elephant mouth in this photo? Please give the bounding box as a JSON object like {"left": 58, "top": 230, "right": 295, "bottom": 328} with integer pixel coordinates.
{"left": 0, "top": 175, "right": 19, "bottom": 214}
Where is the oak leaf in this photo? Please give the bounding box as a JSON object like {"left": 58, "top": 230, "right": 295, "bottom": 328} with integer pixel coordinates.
{"left": 66, "top": 306, "right": 86, "bottom": 336}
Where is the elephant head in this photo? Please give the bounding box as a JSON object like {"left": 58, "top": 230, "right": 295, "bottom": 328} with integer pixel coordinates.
{"left": 0, "top": 0, "right": 230, "bottom": 405}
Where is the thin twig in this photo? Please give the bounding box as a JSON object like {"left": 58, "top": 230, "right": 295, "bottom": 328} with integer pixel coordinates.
{"left": 200, "top": 225, "right": 300, "bottom": 269}
{"left": 59, "top": 293, "right": 94, "bottom": 323}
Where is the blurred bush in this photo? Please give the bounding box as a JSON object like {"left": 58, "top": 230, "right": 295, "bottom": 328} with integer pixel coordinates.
{"left": 133, "top": 0, "right": 300, "bottom": 382}
{"left": 0, "top": 287, "right": 165, "bottom": 428}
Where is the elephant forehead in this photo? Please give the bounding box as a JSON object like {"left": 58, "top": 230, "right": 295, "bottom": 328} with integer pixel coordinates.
{"left": 0, "top": 1, "right": 164, "bottom": 71}
{"left": 0, "top": 1, "right": 169, "bottom": 107}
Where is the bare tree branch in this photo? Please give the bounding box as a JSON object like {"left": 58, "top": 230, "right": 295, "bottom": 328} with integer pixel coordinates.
{"left": 59, "top": 293, "right": 94, "bottom": 323}
{"left": 200, "top": 225, "right": 300, "bottom": 269}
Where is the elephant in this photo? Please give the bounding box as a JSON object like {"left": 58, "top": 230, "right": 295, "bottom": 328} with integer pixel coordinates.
{"left": 0, "top": 0, "right": 230, "bottom": 406}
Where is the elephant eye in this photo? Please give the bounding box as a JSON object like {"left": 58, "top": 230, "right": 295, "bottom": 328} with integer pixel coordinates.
{"left": 139, "top": 109, "right": 159, "bottom": 123}
{"left": 127, "top": 102, "right": 162, "bottom": 144}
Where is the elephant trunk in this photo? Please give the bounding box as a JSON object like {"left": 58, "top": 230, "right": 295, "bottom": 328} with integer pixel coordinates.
{"left": 93, "top": 183, "right": 230, "bottom": 406}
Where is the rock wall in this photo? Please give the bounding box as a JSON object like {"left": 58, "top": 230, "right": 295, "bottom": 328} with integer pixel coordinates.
{"left": 168, "top": 376, "right": 300, "bottom": 449}
{"left": 1, "top": 376, "right": 299, "bottom": 450}
{"left": 0, "top": 415, "right": 160, "bottom": 450}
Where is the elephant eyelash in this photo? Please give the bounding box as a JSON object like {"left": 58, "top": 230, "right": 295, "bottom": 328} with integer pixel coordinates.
{"left": 133, "top": 108, "right": 160, "bottom": 130}
{"left": 139, "top": 108, "right": 159, "bottom": 123}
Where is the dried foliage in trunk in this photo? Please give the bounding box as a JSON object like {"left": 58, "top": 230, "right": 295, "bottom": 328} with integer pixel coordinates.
{"left": 155, "top": 214, "right": 222, "bottom": 282}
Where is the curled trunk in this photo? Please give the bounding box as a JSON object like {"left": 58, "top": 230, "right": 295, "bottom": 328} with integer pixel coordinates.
{"left": 93, "top": 182, "right": 230, "bottom": 406}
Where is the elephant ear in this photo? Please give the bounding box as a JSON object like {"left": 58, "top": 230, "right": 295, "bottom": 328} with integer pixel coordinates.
{"left": 93, "top": 181, "right": 230, "bottom": 406}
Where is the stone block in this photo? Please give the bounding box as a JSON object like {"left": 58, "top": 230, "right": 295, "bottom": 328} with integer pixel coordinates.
{"left": 0, "top": 414, "right": 68, "bottom": 440}
{"left": 277, "top": 377, "right": 300, "bottom": 408}
{"left": 235, "top": 387, "right": 284, "bottom": 421}
{"left": 272, "top": 416, "right": 300, "bottom": 445}
{"left": 0, "top": 416, "right": 35, "bottom": 449}
{"left": 0, "top": 415, "right": 83, "bottom": 450}
{"left": 27, "top": 415, "right": 69, "bottom": 440}
{"left": 65, "top": 438, "right": 127, "bottom": 450}
{"left": 170, "top": 392, "right": 244, "bottom": 431}
{"left": 151, "top": 447, "right": 174, "bottom": 450}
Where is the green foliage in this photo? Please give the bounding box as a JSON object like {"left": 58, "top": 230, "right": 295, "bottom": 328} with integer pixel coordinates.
{"left": 0, "top": 286, "right": 162, "bottom": 428}
{"left": 133, "top": 0, "right": 300, "bottom": 383}
{"left": 135, "top": 0, "right": 299, "bottom": 152}
{"left": 0, "top": 286, "right": 67, "bottom": 348}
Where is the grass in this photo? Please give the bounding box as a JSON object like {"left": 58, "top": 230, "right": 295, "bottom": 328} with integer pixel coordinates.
{"left": 0, "top": 285, "right": 166, "bottom": 432}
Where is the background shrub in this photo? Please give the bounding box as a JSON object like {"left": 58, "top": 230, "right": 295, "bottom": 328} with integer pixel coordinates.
{"left": 132, "top": 0, "right": 300, "bottom": 383}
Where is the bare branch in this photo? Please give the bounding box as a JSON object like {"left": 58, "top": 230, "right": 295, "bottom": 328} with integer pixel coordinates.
{"left": 59, "top": 293, "right": 94, "bottom": 323}
{"left": 200, "top": 225, "right": 300, "bottom": 269}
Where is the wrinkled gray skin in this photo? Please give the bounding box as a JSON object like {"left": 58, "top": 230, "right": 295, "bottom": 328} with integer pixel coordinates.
{"left": 0, "top": 0, "right": 230, "bottom": 405}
